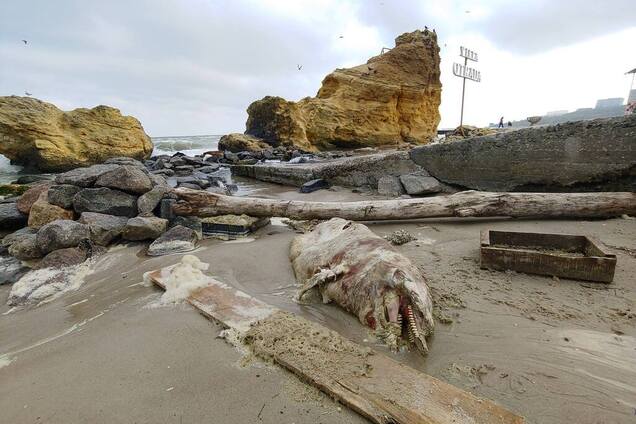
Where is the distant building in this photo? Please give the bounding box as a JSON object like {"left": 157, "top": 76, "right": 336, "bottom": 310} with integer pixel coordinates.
{"left": 595, "top": 98, "right": 624, "bottom": 109}
{"left": 546, "top": 110, "right": 568, "bottom": 116}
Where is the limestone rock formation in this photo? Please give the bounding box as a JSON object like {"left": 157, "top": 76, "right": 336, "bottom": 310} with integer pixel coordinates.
{"left": 0, "top": 96, "right": 153, "bottom": 172}
{"left": 224, "top": 29, "right": 441, "bottom": 151}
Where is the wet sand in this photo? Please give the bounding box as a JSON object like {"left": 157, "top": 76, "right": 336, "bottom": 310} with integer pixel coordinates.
{"left": 1, "top": 185, "right": 635, "bottom": 424}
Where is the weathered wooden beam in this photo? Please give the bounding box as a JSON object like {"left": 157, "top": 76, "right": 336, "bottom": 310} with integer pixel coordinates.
{"left": 171, "top": 188, "right": 636, "bottom": 221}
{"left": 149, "top": 267, "right": 525, "bottom": 424}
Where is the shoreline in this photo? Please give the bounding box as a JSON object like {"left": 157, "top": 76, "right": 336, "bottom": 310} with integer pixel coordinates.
{"left": 1, "top": 184, "right": 635, "bottom": 423}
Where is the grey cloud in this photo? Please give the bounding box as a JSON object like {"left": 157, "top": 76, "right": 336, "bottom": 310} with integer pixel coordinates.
{"left": 469, "top": 0, "right": 636, "bottom": 54}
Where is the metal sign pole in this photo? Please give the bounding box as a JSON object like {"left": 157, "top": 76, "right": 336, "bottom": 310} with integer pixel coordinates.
{"left": 459, "top": 56, "right": 467, "bottom": 130}
{"left": 453, "top": 47, "right": 480, "bottom": 134}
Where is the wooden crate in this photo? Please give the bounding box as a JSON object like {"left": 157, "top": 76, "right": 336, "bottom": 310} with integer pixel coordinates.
{"left": 480, "top": 230, "right": 616, "bottom": 283}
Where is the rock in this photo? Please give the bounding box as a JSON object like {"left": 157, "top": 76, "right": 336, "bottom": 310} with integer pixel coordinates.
{"left": 224, "top": 30, "right": 441, "bottom": 151}
{"left": 11, "top": 175, "right": 53, "bottom": 185}
{"left": 38, "top": 247, "right": 88, "bottom": 269}
{"left": 78, "top": 212, "right": 128, "bottom": 245}
{"left": 0, "top": 96, "right": 153, "bottom": 172}
{"left": 47, "top": 184, "right": 81, "bottom": 209}
{"left": 399, "top": 172, "right": 443, "bottom": 195}
{"left": 95, "top": 165, "right": 153, "bottom": 194}
{"left": 377, "top": 176, "right": 405, "bottom": 196}
{"left": 176, "top": 176, "right": 210, "bottom": 189}
{"left": 151, "top": 169, "right": 175, "bottom": 177}
{"left": 148, "top": 173, "right": 169, "bottom": 188}
{"left": 178, "top": 183, "right": 202, "bottom": 190}
{"left": 218, "top": 133, "right": 272, "bottom": 152}
{"left": 174, "top": 165, "right": 195, "bottom": 176}
{"left": 122, "top": 216, "right": 168, "bottom": 241}
{"left": 73, "top": 187, "right": 138, "bottom": 217}
{"left": 300, "top": 179, "right": 329, "bottom": 193}
{"left": 0, "top": 184, "right": 30, "bottom": 198}
{"left": 0, "top": 202, "right": 28, "bottom": 230}
{"left": 137, "top": 185, "right": 169, "bottom": 216}
{"left": 182, "top": 156, "right": 205, "bottom": 166}
{"left": 0, "top": 255, "right": 29, "bottom": 285}
{"left": 16, "top": 182, "right": 52, "bottom": 214}
{"left": 8, "top": 233, "right": 42, "bottom": 260}
{"left": 169, "top": 216, "right": 203, "bottom": 240}
{"left": 36, "top": 219, "right": 90, "bottom": 254}
{"left": 1, "top": 226, "right": 37, "bottom": 248}
{"left": 54, "top": 164, "right": 120, "bottom": 187}
{"left": 27, "top": 192, "right": 75, "bottom": 229}
{"left": 103, "top": 157, "right": 146, "bottom": 167}
{"left": 197, "top": 164, "right": 221, "bottom": 174}
{"left": 147, "top": 225, "right": 199, "bottom": 256}
{"left": 159, "top": 199, "right": 176, "bottom": 220}
{"left": 410, "top": 115, "right": 636, "bottom": 192}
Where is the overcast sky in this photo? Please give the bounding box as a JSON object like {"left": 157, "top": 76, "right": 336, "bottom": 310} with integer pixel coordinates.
{"left": 1, "top": 0, "right": 635, "bottom": 136}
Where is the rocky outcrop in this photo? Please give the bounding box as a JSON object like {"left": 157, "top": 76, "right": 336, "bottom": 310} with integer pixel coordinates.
{"left": 0, "top": 96, "right": 153, "bottom": 172}
{"left": 411, "top": 115, "right": 636, "bottom": 192}
{"left": 218, "top": 133, "right": 272, "bottom": 153}
{"left": 224, "top": 29, "right": 441, "bottom": 151}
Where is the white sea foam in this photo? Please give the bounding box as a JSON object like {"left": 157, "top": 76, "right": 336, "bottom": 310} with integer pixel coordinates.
{"left": 157, "top": 255, "right": 213, "bottom": 305}
{"left": 7, "top": 263, "right": 93, "bottom": 307}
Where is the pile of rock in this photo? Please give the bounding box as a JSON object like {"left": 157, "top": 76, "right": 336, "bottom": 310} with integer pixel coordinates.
{"left": 377, "top": 170, "right": 448, "bottom": 197}
{"left": 0, "top": 158, "right": 208, "bottom": 284}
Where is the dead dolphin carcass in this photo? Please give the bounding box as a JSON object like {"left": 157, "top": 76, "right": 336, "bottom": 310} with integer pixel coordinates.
{"left": 290, "top": 218, "right": 434, "bottom": 355}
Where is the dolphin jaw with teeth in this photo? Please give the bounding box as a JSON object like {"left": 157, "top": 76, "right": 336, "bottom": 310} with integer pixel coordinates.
{"left": 290, "top": 218, "right": 434, "bottom": 356}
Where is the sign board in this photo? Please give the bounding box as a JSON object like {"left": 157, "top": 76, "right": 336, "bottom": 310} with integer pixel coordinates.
{"left": 453, "top": 62, "right": 481, "bottom": 82}
{"left": 460, "top": 46, "right": 478, "bottom": 62}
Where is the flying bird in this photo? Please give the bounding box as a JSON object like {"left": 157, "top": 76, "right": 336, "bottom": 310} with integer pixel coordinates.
{"left": 339, "top": 35, "right": 344, "bottom": 39}
{"left": 25, "top": 91, "right": 32, "bottom": 96}
{"left": 22, "top": 39, "right": 28, "bottom": 44}
{"left": 465, "top": 10, "right": 471, "bottom": 13}
{"left": 297, "top": 64, "right": 302, "bottom": 71}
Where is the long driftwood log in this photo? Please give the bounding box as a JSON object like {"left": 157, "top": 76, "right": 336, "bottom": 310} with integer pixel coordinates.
{"left": 171, "top": 189, "right": 636, "bottom": 220}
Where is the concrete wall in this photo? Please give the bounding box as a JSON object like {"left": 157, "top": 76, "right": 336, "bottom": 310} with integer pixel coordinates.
{"left": 411, "top": 115, "right": 636, "bottom": 192}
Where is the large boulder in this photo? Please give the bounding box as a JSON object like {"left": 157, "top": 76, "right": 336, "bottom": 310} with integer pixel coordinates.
{"left": 218, "top": 133, "right": 272, "bottom": 153}
{"left": 0, "top": 202, "right": 27, "bottom": 230}
{"left": 0, "top": 255, "right": 29, "bottom": 285}
{"left": 27, "top": 192, "right": 74, "bottom": 229}
{"left": 54, "top": 164, "right": 120, "bottom": 187}
{"left": 122, "top": 216, "right": 168, "bottom": 241}
{"left": 78, "top": 212, "right": 128, "bottom": 245}
{"left": 73, "top": 187, "right": 138, "bottom": 217}
{"left": 410, "top": 115, "right": 636, "bottom": 192}
{"left": 16, "top": 182, "right": 52, "bottom": 214}
{"left": 95, "top": 165, "right": 153, "bottom": 194}
{"left": 224, "top": 29, "right": 441, "bottom": 150}
{"left": 137, "top": 185, "right": 169, "bottom": 216}
{"left": 0, "top": 96, "right": 153, "bottom": 172}
{"left": 47, "top": 184, "right": 81, "bottom": 209}
{"left": 36, "top": 219, "right": 90, "bottom": 254}
{"left": 8, "top": 233, "right": 42, "bottom": 260}
{"left": 2, "top": 227, "right": 37, "bottom": 248}
{"left": 399, "top": 172, "right": 443, "bottom": 195}
{"left": 147, "top": 225, "right": 199, "bottom": 256}
{"left": 377, "top": 176, "right": 405, "bottom": 197}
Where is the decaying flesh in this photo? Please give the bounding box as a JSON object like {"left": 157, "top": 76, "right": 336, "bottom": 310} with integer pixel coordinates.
{"left": 290, "top": 218, "right": 434, "bottom": 355}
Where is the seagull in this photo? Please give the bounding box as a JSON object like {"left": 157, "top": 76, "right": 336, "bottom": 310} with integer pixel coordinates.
{"left": 22, "top": 39, "right": 27, "bottom": 45}
{"left": 297, "top": 64, "right": 302, "bottom": 71}
{"left": 465, "top": 10, "right": 471, "bottom": 13}
{"left": 25, "top": 91, "right": 32, "bottom": 96}
{"left": 339, "top": 35, "right": 344, "bottom": 39}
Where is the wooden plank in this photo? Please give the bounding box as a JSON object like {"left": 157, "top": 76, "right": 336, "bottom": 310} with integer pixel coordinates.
{"left": 149, "top": 267, "right": 526, "bottom": 424}
{"left": 148, "top": 268, "right": 277, "bottom": 332}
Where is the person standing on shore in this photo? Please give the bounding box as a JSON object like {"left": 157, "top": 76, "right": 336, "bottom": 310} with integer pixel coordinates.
{"left": 498, "top": 116, "right": 504, "bottom": 128}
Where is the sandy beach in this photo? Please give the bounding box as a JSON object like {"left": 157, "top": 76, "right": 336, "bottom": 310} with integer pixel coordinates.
{"left": 1, "top": 185, "right": 634, "bottom": 424}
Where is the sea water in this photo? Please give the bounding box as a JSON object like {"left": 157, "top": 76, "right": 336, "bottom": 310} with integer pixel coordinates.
{"left": 0, "top": 135, "right": 222, "bottom": 184}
